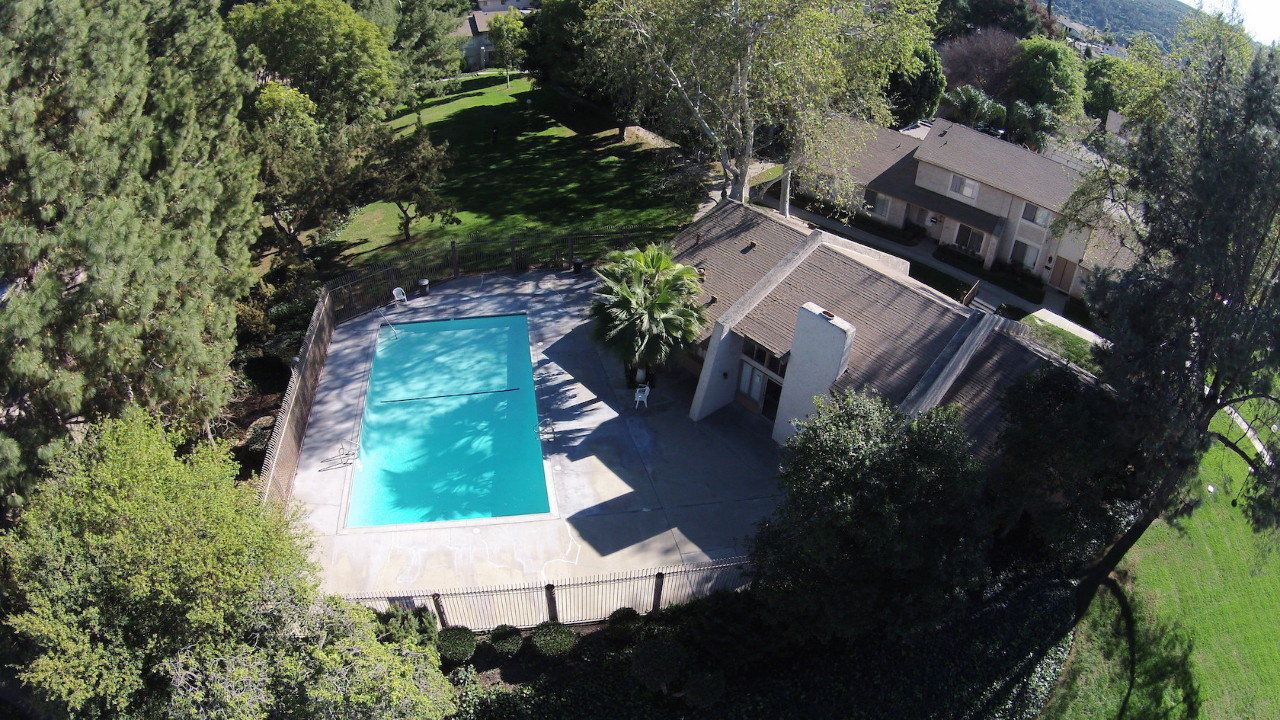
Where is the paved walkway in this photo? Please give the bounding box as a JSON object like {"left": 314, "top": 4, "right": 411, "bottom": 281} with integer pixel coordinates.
{"left": 291, "top": 272, "right": 781, "bottom": 597}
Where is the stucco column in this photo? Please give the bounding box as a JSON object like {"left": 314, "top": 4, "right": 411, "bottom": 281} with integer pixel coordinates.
{"left": 771, "top": 303, "right": 856, "bottom": 444}
{"left": 689, "top": 321, "right": 744, "bottom": 422}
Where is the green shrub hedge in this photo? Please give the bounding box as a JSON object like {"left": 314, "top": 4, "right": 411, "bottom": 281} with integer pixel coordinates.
{"left": 438, "top": 625, "right": 477, "bottom": 665}
{"left": 376, "top": 605, "right": 438, "bottom": 646}
{"left": 606, "top": 607, "right": 642, "bottom": 643}
{"left": 630, "top": 636, "right": 689, "bottom": 694}
{"left": 684, "top": 671, "right": 726, "bottom": 708}
{"left": 489, "top": 624, "right": 524, "bottom": 658}
{"left": 531, "top": 621, "right": 576, "bottom": 658}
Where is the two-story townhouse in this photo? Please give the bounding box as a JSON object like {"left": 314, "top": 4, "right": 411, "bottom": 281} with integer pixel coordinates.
{"left": 453, "top": 0, "right": 537, "bottom": 71}
{"left": 806, "top": 119, "right": 1133, "bottom": 298}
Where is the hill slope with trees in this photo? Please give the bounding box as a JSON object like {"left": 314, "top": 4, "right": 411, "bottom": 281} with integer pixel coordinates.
{"left": 1053, "top": 0, "right": 1195, "bottom": 45}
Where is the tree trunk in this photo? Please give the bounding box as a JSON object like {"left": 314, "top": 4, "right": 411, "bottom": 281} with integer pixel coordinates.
{"left": 780, "top": 168, "right": 792, "bottom": 217}
{"left": 394, "top": 201, "right": 414, "bottom": 244}
{"left": 1074, "top": 500, "right": 1162, "bottom": 620}
{"left": 269, "top": 212, "right": 307, "bottom": 260}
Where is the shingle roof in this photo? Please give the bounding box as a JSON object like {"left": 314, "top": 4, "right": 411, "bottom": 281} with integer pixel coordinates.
{"left": 809, "top": 124, "right": 1004, "bottom": 234}
{"left": 671, "top": 202, "right": 810, "bottom": 331}
{"left": 736, "top": 244, "right": 972, "bottom": 404}
{"left": 452, "top": 10, "right": 500, "bottom": 37}
{"left": 673, "top": 202, "right": 1063, "bottom": 455}
{"left": 939, "top": 331, "right": 1045, "bottom": 458}
{"left": 914, "top": 120, "right": 1082, "bottom": 212}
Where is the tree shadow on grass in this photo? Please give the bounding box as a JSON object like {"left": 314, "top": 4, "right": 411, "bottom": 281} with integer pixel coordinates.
{"left": 1040, "top": 573, "right": 1201, "bottom": 720}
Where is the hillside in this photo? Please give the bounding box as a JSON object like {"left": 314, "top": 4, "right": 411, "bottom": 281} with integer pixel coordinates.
{"left": 1053, "top": 0, "right": 1195, "bottom": 45}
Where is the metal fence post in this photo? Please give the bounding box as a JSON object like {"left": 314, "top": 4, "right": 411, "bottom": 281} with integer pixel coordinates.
{"left": 432, "top": 593, "right": 449, "bottom": 628}
{"left": 451, "top": 241, "right": 460, "bottom": 279}
{"left": 651, "top": 571, "right": 665, "bottom": 614}
{"left": 566, "top": 237, "right": 575, "bottom": 268}
{"left": 544, "top": 583, "right": 559, "bottom": 623}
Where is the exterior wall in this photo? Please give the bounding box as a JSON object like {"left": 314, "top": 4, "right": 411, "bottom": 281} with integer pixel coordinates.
{"left": 771, "top": 303, "right": 856, "bottom": 444}
{"left": 863, "top": 194, "right": 908, "bottom": 229}
{"left": 477, "top": 0, "right": 534, "bottom": 10}
{"left": 915, "top": 162, "right": 1015, "bottom": 219}
{"left": 462, "top": 35, "right": 491, "bottom": 71}
{"left": 689, "top": 322, "right": 745, "bottom": 422}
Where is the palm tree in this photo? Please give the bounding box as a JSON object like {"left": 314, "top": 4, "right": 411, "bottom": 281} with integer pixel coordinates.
{"left": 589, "top": 244, "right": 708, "bottom": 386}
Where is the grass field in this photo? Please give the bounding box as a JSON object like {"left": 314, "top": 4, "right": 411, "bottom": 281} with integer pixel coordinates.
{"left": 328, "top": 75, "right": 702, "bottom": 269}
{"left": 1043, "top": 413, "right": 1280, "bottom": 720}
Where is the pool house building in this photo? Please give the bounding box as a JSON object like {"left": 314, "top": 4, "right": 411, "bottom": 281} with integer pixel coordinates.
{"left": 676, "top": 202, "right": 1057, "bottom": 452}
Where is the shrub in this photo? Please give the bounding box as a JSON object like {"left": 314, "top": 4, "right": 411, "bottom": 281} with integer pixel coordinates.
{"left": 530, "top": 621, "right": 576, "bottom": 658}
{"left": 437, "top": 626, "right": 477, "bottom": 665}
{"left": 606, "top": 607, "right": 642, "bottom": 643}
{"left": 684, "top": 671, "right": 726, "bottom": 709}
{"left": 631, "top": 636, "right": 689, "bottom": 695}
{"left": 489, "top": 624, "right": 524, "bottom": 658}
{"left": 376, "top": 605, "right": 438, "bottom": 646}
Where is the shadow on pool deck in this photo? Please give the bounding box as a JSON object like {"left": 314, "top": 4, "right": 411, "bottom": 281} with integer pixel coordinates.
{"left": 292, "top": 271, "right": 782, "bottom": 594}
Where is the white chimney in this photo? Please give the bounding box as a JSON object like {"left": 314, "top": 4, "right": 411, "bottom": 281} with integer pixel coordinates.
{"left": 771, "top": 302, "right": 855, "bottom": 443}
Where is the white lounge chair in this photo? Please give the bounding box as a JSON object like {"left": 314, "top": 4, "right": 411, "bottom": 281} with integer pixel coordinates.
{"left": 634, "top": 384, "right": 650, "bottom": 409}
{"left": 391, "top": 287, "right": 408, "bottom": 305}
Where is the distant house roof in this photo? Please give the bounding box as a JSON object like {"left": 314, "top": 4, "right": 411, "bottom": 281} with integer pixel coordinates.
{"left": 914, "top": 120, "right": 1082, "bottom": 212}
{"left": 453, "top": 10, "right": 501, "bottom": 37}
{"left": 674, "top": 202, "right": 1060, "bottom": 453}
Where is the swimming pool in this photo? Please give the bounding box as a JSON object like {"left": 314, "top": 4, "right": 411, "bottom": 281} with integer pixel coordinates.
{"left": 344, "top": 314, "right": 550, "bottom": 528}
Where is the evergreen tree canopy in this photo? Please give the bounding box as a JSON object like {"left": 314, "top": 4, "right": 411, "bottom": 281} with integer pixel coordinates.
{"left": 393, "top": 0, "right": 471, "bottom": 99}
{"left": 752, "top": 393, "right": 991, "bottom": 642}
{"left": 1, "top": 409, "right": 455, "bottom": 719}
{"left": 0, "top": 0, "right": 257, "bottom": 491}
{"left": 1059, "top": 15, "right": 1280, "bottom": 611}
{"left": 227, "top": 0, "right": 398, "bottom": 124}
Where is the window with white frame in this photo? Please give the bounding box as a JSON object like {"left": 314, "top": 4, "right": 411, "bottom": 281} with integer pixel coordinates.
{"left": 864, "top": 189, "right": 890, "bottom": 218}
{"left": 955, "top": 224, "right": 984, "bottom": 255}
{"left": 949, "top": 174, "right": 978, "bottom": 199}
{"left": 1021, "top": 202, "right": 1051, "bottom": 226}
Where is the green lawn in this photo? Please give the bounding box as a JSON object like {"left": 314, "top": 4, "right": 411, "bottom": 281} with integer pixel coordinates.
{"left": 329, "top": 75, "right": 702, "bottom": 269}
{"left": 1043, "top": 413, "right": 1280, "bottom": 720}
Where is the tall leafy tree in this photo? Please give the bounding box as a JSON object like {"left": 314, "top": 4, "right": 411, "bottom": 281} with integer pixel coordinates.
{"left": 1057, "top": 16, "right": 1280, "bottom": 612}
{"left": 886, "top": 45, "right": 947, "bottom": 127}
{"left": 488, "top": 7, "right": 529, "bottom": 88}
{"left": 525, "top": 0, "right": 601, "bottom": 94}
{"left": 751, "top": 393, "right": 991, "bottom": 642}
{"left": 586, "top": 0, "right": 936, "bottom": 202}
{"left": 0, "top": 0, "right": 257, "bottom": 491}
{"left": 227, "top": 0, "right": 398, "bottom": 125}
{"left": 1083, "top": 54, "right": 1142, "bottom": 120}
{"left": 376, "top": 120, "right": 457, "bottom": 244}
{"left": 249, "top": 89, "right": 380, "bottom": 257}
{"left": 2, "top": 409, "right": 455, "bottom": 719}
{"left": 589, "top": 244, "right": 707, "bottom": 384}
{"left": 1006, "top": 36, "right": 1086, "bottom": 119}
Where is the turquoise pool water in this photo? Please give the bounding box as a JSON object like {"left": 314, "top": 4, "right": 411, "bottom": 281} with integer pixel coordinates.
{"left": 345, "top": 314, "right": 549, "bottom": 527}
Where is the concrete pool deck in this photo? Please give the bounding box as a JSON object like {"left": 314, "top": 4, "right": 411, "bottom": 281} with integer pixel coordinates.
{"left": 291, "top": 271, "right": 782, "bottom": 596}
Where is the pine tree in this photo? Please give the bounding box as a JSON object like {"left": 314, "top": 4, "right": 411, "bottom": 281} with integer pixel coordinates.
{"left": 0, "top": 0, "right": 258, "bottom": 493}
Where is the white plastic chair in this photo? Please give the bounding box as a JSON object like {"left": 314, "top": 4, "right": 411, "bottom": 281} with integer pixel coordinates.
{"left": 391, "top": 287, "right": 408, "bottom": 305}
{"left": 634, "top": 384, "right": 650, "bottom": 409}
